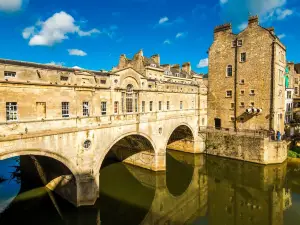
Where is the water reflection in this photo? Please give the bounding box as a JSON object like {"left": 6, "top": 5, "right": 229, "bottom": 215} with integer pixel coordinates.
{"left": 1, "top": 152, "right": 300, "bottom": 225}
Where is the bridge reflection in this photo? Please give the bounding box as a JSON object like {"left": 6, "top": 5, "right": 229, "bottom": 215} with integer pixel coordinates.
{"left": 0, "top": 152, "right": 295, "bottom": 225}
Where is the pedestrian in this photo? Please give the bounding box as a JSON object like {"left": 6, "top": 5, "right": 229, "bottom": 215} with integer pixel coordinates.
{"left": 276, "top": 131, "right": 281, "bottom": 141}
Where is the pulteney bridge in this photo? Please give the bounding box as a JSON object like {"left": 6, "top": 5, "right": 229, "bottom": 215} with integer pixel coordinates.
{"left": 0, "top": 108, "right": 205, "bottom": 206}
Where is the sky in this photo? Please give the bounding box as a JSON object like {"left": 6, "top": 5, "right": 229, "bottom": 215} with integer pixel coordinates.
{"left": 0, "top": 0, "right": 299, "bottom": 74}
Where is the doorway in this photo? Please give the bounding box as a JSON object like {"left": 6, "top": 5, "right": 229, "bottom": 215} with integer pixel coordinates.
{"left": 214, "top": 118, "right": 221, "bottom": 129}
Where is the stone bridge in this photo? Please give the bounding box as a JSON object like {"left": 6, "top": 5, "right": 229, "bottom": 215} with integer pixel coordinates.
{"left": 0, "top": 110, "right": 205, "bottom": 207}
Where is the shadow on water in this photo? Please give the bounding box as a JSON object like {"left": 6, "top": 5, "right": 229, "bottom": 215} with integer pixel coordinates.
{"left": 166, "top": 150, "right": 194, "bottom": 197}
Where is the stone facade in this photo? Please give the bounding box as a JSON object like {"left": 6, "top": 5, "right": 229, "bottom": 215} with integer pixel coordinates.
{"left": 0, "top": 51, "right": 207, "bottom": 206}
{"left": 287, "top": 62, "right": 300, "bottom": 118}
{"left": 208, "top": 15, "right": 286, "bottom": 134}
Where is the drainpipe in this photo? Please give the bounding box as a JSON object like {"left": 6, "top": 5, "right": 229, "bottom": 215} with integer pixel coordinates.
{"left": 270, "top": 41, "right": 275, "bottom": 131}
{"left": 234, "top": 38, "right": 238, "bottom": 131}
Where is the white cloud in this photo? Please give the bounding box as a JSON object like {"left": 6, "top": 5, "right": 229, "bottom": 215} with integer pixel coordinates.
{"left": 238, "top": 22, "right": 247, "bottom": 31}
{"left": 220, "top": 0, "right": 228, "bottom": 5}
{"left": 0, "top": 0, "right": 23, "bottom": 12}
{"left": 278, "top": 33, "right": 286, "bottom": 39}
{"left": 22, "top": 26, "right": 35, "bottom": 39}
{"left": 46, "top": 61, "right": 64, "bottom": 66}
{"left": 276, "top": 8, "right": 293, "bottom": 20}
{"left": 23, "top": 11, "right": 100, "bottom": 46}
{"left": 197, "top": 58, "right": 208, "bottom": 68}
{"left": 68, "top": 49, "right": 87, "bottom": 56}
{"left": 159, "top": 17, "right": 169, "bottom": 24}
{"left": 73, "top": 66, "right": 83, "bottom": 70}
{"left": 176, "top": 32, "right": 188, "bottom": 39}
{"left": 220, "top": 0, "right": 293, "bottom": 24}
{"left": 77, "top": 28, "right": 100, "bottom": 37}
{"left": 163, "top": 39, "right": 171, "bottom": 44}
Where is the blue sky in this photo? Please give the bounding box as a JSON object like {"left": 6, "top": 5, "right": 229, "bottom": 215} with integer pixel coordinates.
{"left": 0, "top": 0, "right": 299, "bottom": 74}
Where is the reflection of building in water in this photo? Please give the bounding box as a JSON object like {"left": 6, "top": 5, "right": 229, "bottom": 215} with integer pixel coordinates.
{"left": 283, "top": 188, "right": 292, "bottom": 210}
{"left": 206, "top": 155, "right": 288, "bottom": 225}
{"left": 122, "top": 151, "right": 208, "bottom": 225}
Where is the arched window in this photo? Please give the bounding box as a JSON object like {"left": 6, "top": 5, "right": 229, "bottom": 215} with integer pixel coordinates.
{"left": 227, "top": 65, "right": 233, "bottom": 77}
{"left": 126, "top": 84, "right": 133, "bottom": 113}
{"left": 124, "top": 84, "right": 138, "bottom": 113}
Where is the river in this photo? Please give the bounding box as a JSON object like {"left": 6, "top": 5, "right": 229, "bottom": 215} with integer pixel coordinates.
{"left": 0, "top": 150, "right": 300, "bottom": 225}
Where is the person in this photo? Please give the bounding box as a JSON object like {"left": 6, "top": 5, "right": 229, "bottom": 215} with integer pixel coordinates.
{"left": 276, "top": 131, "right": 281, "bottom": 141}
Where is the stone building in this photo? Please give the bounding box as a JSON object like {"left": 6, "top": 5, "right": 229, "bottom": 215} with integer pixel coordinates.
{"left": 0, "top": 50, "right": 207, "bottom": 126}
{"left": 287, "top": 62, "right": 300, "bottom": 118}
{"left": 208, "top": 15, "right": 286, "bottom": 134}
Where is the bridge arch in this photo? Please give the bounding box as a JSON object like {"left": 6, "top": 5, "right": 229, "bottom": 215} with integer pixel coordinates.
{"left": 0, "top": 148, "right": 79, "bottom": 206}
{"left": 0, "top": 149, "right": 78, "bottom": 176}
{"left": 165, "top": 123, "right": 195, "bottom": 152}
{"left": 97, "top": 132, "right": 157, "bottom": 172}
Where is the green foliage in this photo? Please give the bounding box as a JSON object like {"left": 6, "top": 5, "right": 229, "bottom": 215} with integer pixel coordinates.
{"left": 291, "top": 146, "right": 300, "bottom": 154}
{"left": 288, "top": 150, "right": 300, "bottom": 158}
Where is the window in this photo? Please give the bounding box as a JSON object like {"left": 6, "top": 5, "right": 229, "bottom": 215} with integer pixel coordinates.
{"left": 231, "top": 103, "right": 235, "bottom": 109}
{"left": 241, "top": 90, "right": 245, "bottom": 95}
{"left": 4, "top": 71, "right": 16, "bottom": 78}
{"left": 180, "top": 101, "right": 183, "bottom": 110}
{"left": 148, "top": 85, "right": 152, "bottom": 89}
{"left": 101, "top": 102, "right": 107, "bottom": 115}
{"left": 135, "top": 93, "right": 138, "bottom": 112}
{"left": 240, "top": 102, "right": 245, "bottom": 107}
{"left": 159, "top": 101, "right": 162, "bottom": 111}
{"left": 240, "top": 53, "right": 246, "bottom": 62}
{"left": 6, "top": 102, "right": 18, "bottom": 121}
{"left": 278, "top": 70, "right": 284, "bottom": 85}
{"left": 287, "top": 91, "right": 292, "bottom": 99}
{"left": 167, "top": 101, "right": 170, "bottom": 110}
{"left": 114, "top": 101, "right": 119, "bottom": 114}
{"left": 149, "top": 101, "right": 153, "bottom": 112}
{"left": 226, "top": 90, "right": 232, "bottom": 98}
{"left": 60, "top": 76, "right": 68, "bottom": 81}
{"left": 295, "top": 87, "right": 298, "bottom": 95}
{"left": 126, "top": 84, "right": 133, "bottom": 113}
{"left": 251, "top": 102, "right": 255, "bottom": 107}
{"left": 237, "top": 40, "right": 243, "bottom": 46}
{"left": 83, "top": 102, "right": 89, "bottom": 116}
{"left": 295, "top": 78, "right": 299, "bottom": 84}
{"left": 100, "top": 79, "right": 106, "bottom": 84}
{"left": 142, "top": 101, "right": 145, "bottom": 113}
{"left": 62, "top": 102, "right": 69, "bottom": 118}
{"left": 226, "top": 65, "right": 233, "bottom": 77}
{"left": 240, "top": 79, "right": 245, "bottom": 85}
{"left": 232, "top": 41, "right": 237, "bottom": 47}
{"left": 230, "top": 116, "right": 235, "bottom": 122}
{"left": 250, "top": 90, "right": 255, "bottom": 95}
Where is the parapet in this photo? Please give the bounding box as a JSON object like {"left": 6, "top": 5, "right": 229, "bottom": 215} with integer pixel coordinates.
{"left": 214, "top": 23, "right": 232, "bottom": 33}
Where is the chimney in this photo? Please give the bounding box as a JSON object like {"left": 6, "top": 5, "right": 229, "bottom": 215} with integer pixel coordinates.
{"left": 266, "top": 27, "right": 275, "bottom": 35}
{"left": 182, "top": 62, "right": 191, "bottom": 75}
{"left": 248, "top": 15, "right": 259, "bottom": 26}
{"left": 151, "top": 54, "right": 160, "bottom": 66}
{"left": 119, "top": 54, "right": 127, "bottom": 68}
{"left": 161, "top": 64, "right": 171, "bottom": 70}
{"left": 214, "top": 23, "right": 232, "bottom": 39}
{"left": 171, "top": 64, "right": 180, "bottom": 70}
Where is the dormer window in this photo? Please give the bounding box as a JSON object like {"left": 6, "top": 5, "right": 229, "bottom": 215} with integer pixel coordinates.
{"left": 150, "top": 64, "right": 157, "bottom": 68}
{"left": 175, "top": 73, "right": 180, "bottom": 77}
{"left": 4, "top": 71, "right": 16, "bottom": 78}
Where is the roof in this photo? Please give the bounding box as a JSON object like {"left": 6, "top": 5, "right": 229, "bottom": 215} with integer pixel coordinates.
{"left": 0, "top": 58, "right": 110, "bottom": 76}
{"left": 143, "top": 56, "right": 158, "bottom": 67}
